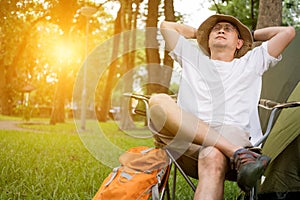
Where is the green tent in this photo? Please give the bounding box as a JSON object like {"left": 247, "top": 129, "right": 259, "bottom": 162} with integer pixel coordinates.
{"left": 259, "top": 29, "right": 300, "bottom": 129}
{"left": 257, "top": 30, "right": 300, "bottom": 199}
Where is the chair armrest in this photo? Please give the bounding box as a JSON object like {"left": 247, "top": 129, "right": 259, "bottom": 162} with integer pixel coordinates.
{"left": 123, "top": 93, "right": 150, "bottom": 117}
{"left": 123, "top": 93, "right": 151, "bottom": 102}
{"left": 123, "top": 93, "right": 177, "bottom": 101}
{"left": 123, "top": 93, "right": 177, "bottom": 116}
{"left": 254, "top": 99, "right": 300, "bottom": 147}
{"left": 259, "top": 99, "right": 300, "bottom": 110}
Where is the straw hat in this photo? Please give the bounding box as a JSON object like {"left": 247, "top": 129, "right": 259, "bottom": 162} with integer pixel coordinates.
{"left": 197, "top": 14, "right": 253, "bottom": 58}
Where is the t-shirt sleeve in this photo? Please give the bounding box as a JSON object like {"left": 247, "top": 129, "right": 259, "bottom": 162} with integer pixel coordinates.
{"left": 168, "top": 36, "right": 206, "bottom": 68}
{"left": 246, "top": 41, "right": 282, "bottom": 75}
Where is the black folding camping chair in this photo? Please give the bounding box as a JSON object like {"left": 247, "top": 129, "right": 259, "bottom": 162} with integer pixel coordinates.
{"left": 123, "top": 93, "right": 300, "bottom": 200}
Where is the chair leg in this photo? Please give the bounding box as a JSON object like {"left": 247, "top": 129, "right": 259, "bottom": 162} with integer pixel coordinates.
{"left": 165, "top": 180, "right": 171, "bottom": 200}
{"left": 160, "top": 179, "right": 171, "bottom": 200}
{"left": 252, "top": 183, "right": 258, "bottom": 200}
{"left": 172, "top": 165, "right": 177, "bottom": 200}
{"left": 166, "top": 150, "right": 196, "bottom": 192}
{"left": 159, "top": 162, "right": 172, "bottom": 200}
{"left": 165, "top": 149, "right": 197, "bottom": 200}
{"left": 238, "top": 184, "right": 257, "bottom": 200}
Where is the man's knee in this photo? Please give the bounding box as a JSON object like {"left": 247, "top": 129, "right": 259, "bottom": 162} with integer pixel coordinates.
{"left": 148, "top": 94, "right": 171, "bottom": 131}
{"left": 198, "top": 147, "right": 228, "bottom": 174}
{"left": 149, "top": 94, "right": 173, "bottom": 123}
{"left": 149, "top": 93, "right": 173, "bottom": 107}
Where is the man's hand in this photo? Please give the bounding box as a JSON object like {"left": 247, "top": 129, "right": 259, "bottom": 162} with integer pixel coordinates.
{"left": 253, "top": 26, "right": 296, "bottom": 58}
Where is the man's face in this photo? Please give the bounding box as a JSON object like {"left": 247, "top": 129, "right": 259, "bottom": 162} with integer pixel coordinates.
{"left": 208, "top": 22, "right": 243, "bottom": 54}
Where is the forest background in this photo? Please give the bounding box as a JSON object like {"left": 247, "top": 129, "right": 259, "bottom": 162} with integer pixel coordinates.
{"left": 0, "top": 0, "right": 299, "bottom": 127}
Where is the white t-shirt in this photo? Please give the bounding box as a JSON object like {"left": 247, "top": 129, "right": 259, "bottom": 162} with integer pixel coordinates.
{"left": 169, "top": 36, "right": 281, "bottom": 144}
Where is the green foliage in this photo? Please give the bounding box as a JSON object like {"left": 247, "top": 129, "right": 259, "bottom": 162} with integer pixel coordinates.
{"left": 209, "top": 0, "right": 259, "bottom": 30}
{"left": 0, "top": 0, "right": 115, "bottom": 116}
{"left": 209, "top": 0, "right": 300, "bottom": 30}
{"left": 282, "top": 0, "right": 300, "bottom": 29}
{"left": 169, "top": 82, "right": 179, "bottom": 94}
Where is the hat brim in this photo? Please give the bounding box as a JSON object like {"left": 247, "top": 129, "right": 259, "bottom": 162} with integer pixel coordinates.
{"left": 197, "top": 14, "right": 253, "bottom": 58}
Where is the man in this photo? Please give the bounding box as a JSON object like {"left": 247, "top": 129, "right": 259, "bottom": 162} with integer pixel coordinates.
{"left": 149, "top": 14, "right": 295, "bottom": 199}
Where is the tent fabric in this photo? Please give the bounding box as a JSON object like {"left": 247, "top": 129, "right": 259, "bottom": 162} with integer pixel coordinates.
{"left": 261, "top": 82, "right": 300, "bottom": 162}
{"left": 258, "top": 83, "right": 300, "bottom": 196}
{"left": 257, "top": 30, "right": 300, "bottom": 196}
{"left": 258, "top": 192, "right": 300, "bottom": 200}
{"left": 259, "top": 135, "right": 300, "bottom": 194}
{"left": 259, "top": 83, "right": 300, "bottom": 194}
{"left": 259, "top": 30, "right": 300, "bottom": 132}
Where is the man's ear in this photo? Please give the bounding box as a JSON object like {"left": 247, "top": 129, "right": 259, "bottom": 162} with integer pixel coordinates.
{"left": 236, "top": 39, "right": 244, "bottom": 50}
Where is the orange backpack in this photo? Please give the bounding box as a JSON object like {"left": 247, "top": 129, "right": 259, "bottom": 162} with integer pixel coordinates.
{"left": 93, "top": 146, "right": 170, "bottom": 200}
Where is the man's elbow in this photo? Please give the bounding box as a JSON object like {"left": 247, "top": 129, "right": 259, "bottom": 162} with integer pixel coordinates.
{"left": 285, "top": 26, "right": 296, "bottom": 42}
{"left": 160, "top": 21, "right": 166, "bottom": 29}
{"left": 160, "top": 21, "right": 173, "bottom": 30}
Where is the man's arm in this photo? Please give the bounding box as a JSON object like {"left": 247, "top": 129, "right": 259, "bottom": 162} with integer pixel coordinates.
{"left": 160, "top": 21, "right": 197, "bottom": 51}
{"left": 253, "top": 26, "right": 296, "bottom": 58}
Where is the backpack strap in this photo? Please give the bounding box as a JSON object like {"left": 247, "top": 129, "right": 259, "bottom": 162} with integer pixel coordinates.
{"left": 120, "top": 171, "right": 133, "bottom": 181}
{"left": 105, "top": 167, "right": 120, "bottom": 187}
{"left": 140, "top": 147, "right": 155, "bottom": 154}
{"left": 151, "top": 166, "right": 167, "bottom": 200}
{"left": 151, "top": 183, "right": 159, "bottom": 200}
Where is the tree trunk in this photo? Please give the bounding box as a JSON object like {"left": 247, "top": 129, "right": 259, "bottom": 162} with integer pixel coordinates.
{"left": 146, "top": 0, "right": 161, "bottom": 95}
{"left": 119, "top": 0, "right": 136, "bottom": 130}
{"left": 162, "top": 0, "right": 175, "bottom": 94}
{"left": 0, "top": 64, "right": 10, "bottom": 115}
{"left": 98, "top": 2, "right": 123, "bottom": 122}
{"left": 0, "top": 12, "right": 47, "bottom": 115}
{"left": 256, "top": 0, "right": 282, "bottom": 29}
{"left": 256, "top": 0, "right": 282, "bottom": 131}
{"left": 50, "top": 67, "right": 67, "bottom": 124}
{"left": 146, "top": 0, "right": 176, "bottom": 95}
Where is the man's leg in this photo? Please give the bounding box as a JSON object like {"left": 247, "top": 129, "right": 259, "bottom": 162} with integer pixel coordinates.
{"left": 149, "top": 93, "right": 271, "bottom": 192}
{"left": 149, "top": 93, "right": 241, "bottom": 157}
{"left": 194, "top": 146, "right": 229, "bottom": 200}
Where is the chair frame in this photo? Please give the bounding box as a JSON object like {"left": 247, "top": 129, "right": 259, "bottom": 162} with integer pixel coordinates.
{"left": 123, "top": 93, "right": 300, "bottom": 200}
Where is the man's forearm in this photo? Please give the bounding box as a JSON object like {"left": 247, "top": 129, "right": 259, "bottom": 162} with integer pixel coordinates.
{"left": 160, "top": 21, "right": 197, "bottom": 39}
{"left": 253, "top": 26, "right": 295, "bottom": 58}
{"left": 253, "top": 26, "right": 295, "bottom": 42}
{"left": 160, "top": 21, "right": 197, "bottom": 50}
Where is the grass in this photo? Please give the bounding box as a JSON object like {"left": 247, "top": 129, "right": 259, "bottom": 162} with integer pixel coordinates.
{"left": 0, "top": 117, "right": 241, "bottom": 199}
{"left": 0, "top": 130, "right": 102, "bottom": 199}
